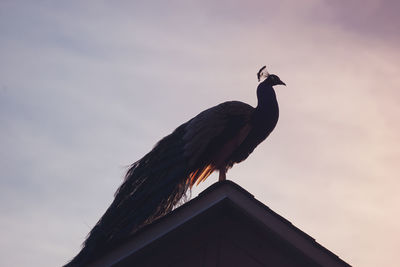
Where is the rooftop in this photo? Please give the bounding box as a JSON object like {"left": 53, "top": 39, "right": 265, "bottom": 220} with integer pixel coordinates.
{"left": 90, "top": 181, "right": 351, "bottom": 267}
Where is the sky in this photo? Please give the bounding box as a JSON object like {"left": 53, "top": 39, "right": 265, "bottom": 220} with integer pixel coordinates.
{"left": 0, "top": 0, "right": 399, "bottom": 266}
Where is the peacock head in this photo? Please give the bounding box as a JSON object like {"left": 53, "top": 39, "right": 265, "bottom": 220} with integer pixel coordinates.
{"left": 257, "top": 66, "right": 286, "bottom": 86}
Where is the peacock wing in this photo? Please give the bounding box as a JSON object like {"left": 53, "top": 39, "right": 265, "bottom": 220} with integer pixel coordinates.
{"left": 182, "top": 101, "right": 254, "bottom": 185}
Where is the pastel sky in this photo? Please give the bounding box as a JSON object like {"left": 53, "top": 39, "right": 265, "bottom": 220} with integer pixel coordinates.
{"left": 1, "top": 1, "right": 399, "bottom": 266}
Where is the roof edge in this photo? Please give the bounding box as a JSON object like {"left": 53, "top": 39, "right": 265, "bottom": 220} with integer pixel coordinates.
{"left": 90, "top": 180, "right": 351, "bottom": 267}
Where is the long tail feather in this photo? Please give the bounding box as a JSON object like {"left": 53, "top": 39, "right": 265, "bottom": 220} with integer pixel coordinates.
{"left": 65, "top": 125, "right": 197, "bottom": 266}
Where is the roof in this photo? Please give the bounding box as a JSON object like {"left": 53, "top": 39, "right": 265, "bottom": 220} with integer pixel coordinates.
{"left": 90, "top": 180, "right": 351, "bottom": 267}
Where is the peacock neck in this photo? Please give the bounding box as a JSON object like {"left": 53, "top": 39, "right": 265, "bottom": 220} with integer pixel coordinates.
{"left": 254, "top": 83, "right": 279, "bottom": 128}
{"left": 256, "top": 83, "right": 278, "bottom": 109}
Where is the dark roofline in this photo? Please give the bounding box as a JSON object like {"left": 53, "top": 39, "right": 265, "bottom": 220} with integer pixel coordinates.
{"left": 91, "top": 180, "right": 351, "bottom": 267}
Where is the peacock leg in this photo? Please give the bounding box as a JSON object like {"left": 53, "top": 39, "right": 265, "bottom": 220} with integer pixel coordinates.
{"left": 219, "top": 169, "right": 226, "bottom": 181}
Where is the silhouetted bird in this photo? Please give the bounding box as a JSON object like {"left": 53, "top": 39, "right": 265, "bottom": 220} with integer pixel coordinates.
{"left": 66, "top": 66, "right": 285, "bottom": 266}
